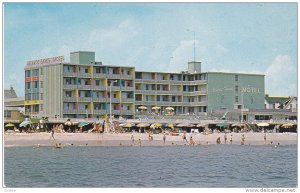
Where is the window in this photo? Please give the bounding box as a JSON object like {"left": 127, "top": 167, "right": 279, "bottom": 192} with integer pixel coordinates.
{"left": 127, "top": 93, "right": 131, "bottom": 98}
{"left": 25, "top": 70, "right": 31, "bottom": 77}
{"left": 40, "top": 81, "right": 43, "bottom": 88}
{"left": 26, "top": 82, "right": 31, "bottom": 89}
{"left": 40, "top": 69, "right": 43, "bottom": 75}
{"left": 235, "top": 85, "right": 238, "bottom": 92}
{"left": 127, "top": 71, "right": 130, "bottom": 75}
{"left": 85, "top": 68, "right": 88, "bottom": 73}
{"left": 34, "top": 81, "right": 38, "bottom": 88}
{"left": 95, "top": 80, "right": 100, "bottom": 86}
{"left": 4, "top": 110, "right": 11, "bottom": 118}
{"left": 172, "top": 96, "right": 176, "bottom": 102}
{"left": 25, "top": 94, "right": 31, "bottom": 100}
{"left": 40, "top": 104, "right": 43, "bottom": 111}
{"left": 235, "top": 75, "right": 238, "bottom": 81}
{"left": 127, "top": 106, "right": 130, "bottom": 110}
{"left": 66, "top": 91, "right": 72, "bottom": 97}
{"left": 113, "top": 94, "right": 117, "bottom": 98}
{"left": 40, "top": 93, "right": 43, "bottom": 100}
{"left": 235, "top": 96, "right": 239, "bottom": 103}
{"left": 95, "top": 67, "right": 101, "bottom": 73}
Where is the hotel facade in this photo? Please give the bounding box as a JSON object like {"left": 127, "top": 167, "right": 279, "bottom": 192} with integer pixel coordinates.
{"left": 24, "top": 51, "right": 265, "bottom": 119}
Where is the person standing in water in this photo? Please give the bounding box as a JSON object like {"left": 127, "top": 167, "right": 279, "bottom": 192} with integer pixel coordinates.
{"left": 131, "top": 134, "right": 135, "bottom": 145}
{"left": 264, "top": 133, "right": 267, "bottom": 144}
{"left": 230, "top": 134, "right": 233, "bottom": 144}
{"left": 241, "top": 134, "right": 245, "bottom": 145}
{"left": 163, "top": 132, "right": 166, "bottom": 145}
{"left": 224, "top": 133, "right": 227, "bottom": 144}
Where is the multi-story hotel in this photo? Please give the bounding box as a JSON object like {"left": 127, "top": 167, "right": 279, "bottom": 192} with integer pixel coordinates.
{"left": 24, "top": 51, "right": 265, "bottom": 119}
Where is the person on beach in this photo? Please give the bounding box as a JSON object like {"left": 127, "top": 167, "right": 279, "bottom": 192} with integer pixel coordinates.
{"left": 189, "top": 136, "right": 195, "bottom": 146}
{"left": 138, "top": 138, "right": 142, "bottom": 146}
{"left": 163, "top": 133, "right": 166, "bottom": 145}
{"left": 264, "top": 133, "right": 267, "bottom": 144}
{"left": 230, "top": 134, "right": 233, "bottom": 144}
{"left": 131, "top": 134, "right": 135, "bottom": 145}
{"left": 224, "top": 133, "right": 227, "bottom": 144}
{"left": 182, "top": 132, "right": 188, "bottom": 143}
{"left": 241, "top": 134, "right": 245, "bottom": 145}
{"left": 50, "top": 128, "right": 55, "bottom": 141}
{"left": 216, "top": 137, "right": 221, "bottom": 144}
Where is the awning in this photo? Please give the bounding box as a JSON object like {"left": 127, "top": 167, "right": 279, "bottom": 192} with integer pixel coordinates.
{"left": 257, "top": 123, "right": 269, "bottom": 127}
{"left": 216, "top": 123, "right": 230, "bottom": 127}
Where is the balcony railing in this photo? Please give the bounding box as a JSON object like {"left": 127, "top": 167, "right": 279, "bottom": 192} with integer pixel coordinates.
{"left": 93, "top": 73, "right": 107, "bottom": 78}
{"left": 63, "top": 84, "right": 78, "bottom": 89}
{"left": 107, "top": 74, "right": 121, "bottom": 79}
{"left": 63, "top": 72, "right": 77, "bottom": 77}
{"left": 120, "top": 86, "right": 134, "bottom": 91}
{"left": 111, "top": 98, "right": 120, "bottom": 103}
{"left": 93, "top": 85, "right": 107, "bottom": 90}
{"left": 92, "top": 97, "right": 109, "bottom": 102}
{"left": 121, "top": 98, "right": 134, "bottom": 103}
{"left": 63, "top": 109, "right": 77, "bottom": 114}
{"left": 121, "top": 110, "right": 134, "bottom": 115}
{"left": 93, "top": 109, "right": 108, "bottom": 114}
{"left": 78, "top": 97, "right": 92, "bottom": 102}
{"left": 122, "top": 75, "right": 134, "bottom": 80}
{"left": 111, "top": 86, "right": 121, "bottom": 90}
{"left": 77, "top": 109, "right": 89, "bottom": 114}
{"left": 77, "top": 85, "right": 93, "bottom": 90}
{"left": 78, "top": 73, "right": 92, "bottom": 78}
{"left": 63, "top": 97, "right": 76, "bottom": 102}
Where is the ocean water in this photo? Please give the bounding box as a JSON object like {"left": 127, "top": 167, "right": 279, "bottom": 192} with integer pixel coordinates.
{"left": 4, "top": 145, "right": 297, "bottom": 188}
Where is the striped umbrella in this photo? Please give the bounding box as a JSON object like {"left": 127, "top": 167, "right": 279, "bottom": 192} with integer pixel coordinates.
{"left": 281, "top": 123, "right": 295, "bottom": 128}
{"left": 5, "top": 123, "right": 15, "bottom": 127}
{"left": 119, "top": 123, "right": 135, "bottom": 128}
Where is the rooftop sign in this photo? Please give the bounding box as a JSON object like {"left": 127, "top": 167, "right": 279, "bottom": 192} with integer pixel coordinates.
{"left": 27, "top": 56, "right": 65, "bottom": 67}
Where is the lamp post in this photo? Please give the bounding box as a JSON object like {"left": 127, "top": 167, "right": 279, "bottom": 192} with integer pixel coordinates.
{"left": 110, "top": 80, "right": 117, "bottom": 132}
{"left": 187, "top": 29, "right": 196, "bottom": 62}
{"left": 241, "top": 89, "right": 244, "bottom": 123}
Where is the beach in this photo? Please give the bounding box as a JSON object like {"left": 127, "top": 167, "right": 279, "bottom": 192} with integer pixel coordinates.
{"left": 4, "top": 132, "right": 297, "bottom": 147}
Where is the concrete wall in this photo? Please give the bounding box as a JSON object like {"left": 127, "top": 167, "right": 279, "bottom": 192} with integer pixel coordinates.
{"left": 207, "top": 72, "right": 265, "bottom": 113}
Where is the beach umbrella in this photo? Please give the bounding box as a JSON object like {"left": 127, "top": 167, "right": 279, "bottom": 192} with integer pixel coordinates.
{"left": 165, "top": 107, "right": 174, "bottom": 111}
{"left": 232, "top": 123, "right": 244, "bottom": 127}
{"left": 119, "top": 123, "right": 135, "bottom": 128}
{"left": 168, "top": 123, "right": 174, "bottom": 128}
{"left": 196, "top": 123, "right": 207, "bottom": 127}
{"left": 19, "top": 121, "right": 31, "bottom": 127}
{"left": 137, "top": 123, "right": 150, "bottom": 127}
{"left": 257, "top": 123, "right": 269, "bottom": 127}
{"left": 150, "top": 122, "right": 162, "bottom": 128}
{"left": 5, "top": 123, "right": 15, "bottom": 128}
{"left": 78, "top": 121, "right": 90, "bottom": 127}
{"left": 138, "top": 106, "right": 147, "bottom": 110}
{"left": 176, "top": 123, "right": 195, "bottom": 127}
{"left": 152, "top": 106, "right": 161, "bottom": 110}
{"left": 281, "top": 123, "right": 295, "bottom": 128}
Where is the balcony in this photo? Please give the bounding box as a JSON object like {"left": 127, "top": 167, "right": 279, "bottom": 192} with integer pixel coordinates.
{"left": 120, "top": 86, "right": 134, "bottom": 91}
{"left": 63, "top": 109, "right": 77, "bottom": 114}
{"left": 77, "top": 109, "right": 89, "bottom": 114}
{"left": 183, "top": 91, "right": 207, "bottom": 96}
{"left": 107, "top": 74, "right": 120, "bottom": 79}
{"left": 93, "top": 85, "right": 107, "bottom": 90}
{"left": 93, "top": 73, "right": 107, "bottom": 78}
{"left": 63, "top": 84, "right": 78, "bottom": 89}
{"left": 111, "top": 86, "right": 121, "bottom": 91}
{"left": 122, "top": 98, "right": 134, "bottom": 103}
{"left": 156, "top": 79, "right": 170, "bottom": 84}
{"left": 78, "top": 97, "right": 92, "bottom": 102}
{"left": 169, "top": 80, "right": 184, "bottom": 84}
{"left": 63, "top": 72, "right": 77, "bottom": 77}
{"left": 77, "top": 72, "right": 92, "bottom": 78}
{"left": 122, "top": 75, "right": 134, "bottom": 80}
{"left": 112, "top": 110, "right": 121, "bottom": 115}
{"left": 121, "top": 110, "right": 134, "bottom": 115}
{"left": 93, "top": 109, "right": 108, "bottom": 114}
{"left": 111, "top": 98, "right": 120, "bottom": 103}
{"left": 135, "top": 79, "right": 156, "bottom": 83}
{"left": 92, "top": 97, "right": 109, "bottom": 102}
{"left": 187, "top": 80, "right": 207, "bottom": 85}
{"left": 135, "top": 90, "right": 156, "bottom": 94}
{"left": 77, "top": 85, "right": 93, "bottom": 90}
{"left": 63, "top": 97, "right": 76, "bottom": 102}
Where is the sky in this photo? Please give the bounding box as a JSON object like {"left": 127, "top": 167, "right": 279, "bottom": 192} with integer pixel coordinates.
{"left": 3, "top": 3, "right": 298, "bottom": 97}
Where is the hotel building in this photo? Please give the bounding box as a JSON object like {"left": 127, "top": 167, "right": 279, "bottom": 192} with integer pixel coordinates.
{"left": 24, "top": 51, "right": 265, "bottom": 119}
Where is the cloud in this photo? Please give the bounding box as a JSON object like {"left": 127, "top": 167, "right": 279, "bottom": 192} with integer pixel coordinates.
{"left": 265, "top": 54, "right": 297, "bottom": 96}
{"left": 88, "top": 19, "right": 140, "bottom": 50}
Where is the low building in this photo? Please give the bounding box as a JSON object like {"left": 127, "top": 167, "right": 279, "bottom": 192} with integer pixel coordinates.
{"left": 4, "top": 86, "right": 25, "bottom": 123}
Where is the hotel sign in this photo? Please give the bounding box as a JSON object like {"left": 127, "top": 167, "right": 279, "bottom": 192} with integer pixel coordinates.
{"left": 27, "top": 56, "right": 65, "bottom": 66}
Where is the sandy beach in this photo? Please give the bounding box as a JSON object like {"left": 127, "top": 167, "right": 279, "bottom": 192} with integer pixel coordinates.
{"left": 4, "top": 132, "right": 297, "bottom": 147}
